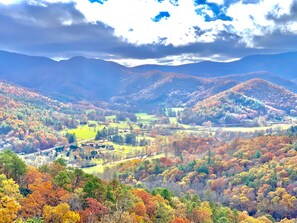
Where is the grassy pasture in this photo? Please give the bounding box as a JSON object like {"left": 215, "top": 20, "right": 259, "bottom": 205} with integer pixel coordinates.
{"left": 136, "top": 113, "right": 157, "bottom": 124}
{"left": 66, "top": 124, "right": 98, "bottom": 140}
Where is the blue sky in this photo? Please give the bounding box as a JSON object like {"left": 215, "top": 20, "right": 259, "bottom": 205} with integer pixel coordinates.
{"left": 0, "top": 0, "right": 296, "bottom": 66}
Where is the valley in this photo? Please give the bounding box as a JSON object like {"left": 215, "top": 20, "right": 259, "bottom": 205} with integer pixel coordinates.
{"left": 2, "top": 1, "right": 297, "bottom": 222}
{"left": 1, "top": 51, "right": 297, "bottom": 223}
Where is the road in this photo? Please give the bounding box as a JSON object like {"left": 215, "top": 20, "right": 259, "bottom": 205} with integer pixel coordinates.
{"left": 18, "top": 138, "right": 95, "bottom": 158}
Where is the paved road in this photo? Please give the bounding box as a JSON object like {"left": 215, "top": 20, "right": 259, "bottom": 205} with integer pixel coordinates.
{"left": 18, "top": 138, "right": 95, "bottom": 158}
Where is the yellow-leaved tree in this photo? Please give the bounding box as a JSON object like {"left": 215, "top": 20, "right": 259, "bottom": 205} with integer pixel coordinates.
{"left": 42, "top": 203, "right": 80, "bottom": 223}
{"left": 0, "top": 194, "right": 21, "bottom": 223}
{"left": 0, "top": 174, "right": 22, "bottom": 223}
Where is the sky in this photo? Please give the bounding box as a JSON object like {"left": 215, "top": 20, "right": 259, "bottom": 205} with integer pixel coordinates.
{"left": 0, "top": 0, "right": 297, "bottom": 66}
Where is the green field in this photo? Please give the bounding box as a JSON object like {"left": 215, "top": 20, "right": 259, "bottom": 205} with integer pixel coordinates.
{"left": 169, "top": 117, "right": 194, "bottom": 129}
{"left": 136, "top": 113, "right": 158, "bottom": 124}
{"left": 108, "top": 121, "right": 140, "bottom": 130}
{"left": 82, "top": 164, "right": 106, "bottom": 174}
{"left": 66, "top": 123, "right": 102, "bottom": 140}
{"left": 66, "top": 114, "right": 294, "bottom": 141}
{"left": 65, "top": 112, "right": 296, "bottom": 178}
{"left": 106, "top": 141, "right": 147, "bottom": 155}
{"left": 66, "top": 113, "right": 157, "bottom": 141}
{"left": 66, "top": 119, "right": 140, "bottom": 140}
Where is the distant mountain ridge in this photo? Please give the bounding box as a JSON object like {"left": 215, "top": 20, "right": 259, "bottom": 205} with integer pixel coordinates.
{"left": 0, "top": 51, "right": 131, "bottom": 101}
{"left": 213, "top": 72, "right": 297, "bottom": 93}
{"left": 133, "top": 51, "right": 297, "bottom": 80}
{"left": 0, "top": 50, "right": 297, "bottom": 112}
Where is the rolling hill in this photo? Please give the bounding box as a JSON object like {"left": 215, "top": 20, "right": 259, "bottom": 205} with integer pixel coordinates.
{"left": 0, "top": 81, "right": 88, "bottom": 153}
{"left": 112, "top": 71, "right": 238, "bottom": 110}
{"left": 232, "top": 79, "right": 297, "bottom": 114}
{"left": 179, "top": 79, "right": 297, "bottom": 126}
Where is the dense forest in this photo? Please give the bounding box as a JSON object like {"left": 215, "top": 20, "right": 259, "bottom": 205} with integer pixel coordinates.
{"left": 100, "top": 134, "right": 297, "bottom": 222}
{"left": 1, "top": 149, "right": 296, "bottom": 223}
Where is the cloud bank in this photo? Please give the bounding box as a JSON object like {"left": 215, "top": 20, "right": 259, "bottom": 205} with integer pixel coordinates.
{"left": 0, "top": 0, "right": 297, "bottom": 65}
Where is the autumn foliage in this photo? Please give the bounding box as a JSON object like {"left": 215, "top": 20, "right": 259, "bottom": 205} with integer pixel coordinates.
{"left": 2, "top": 146, "right": 295, "bottom": 223}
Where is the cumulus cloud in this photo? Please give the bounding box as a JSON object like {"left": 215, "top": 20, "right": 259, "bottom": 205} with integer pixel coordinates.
{"left": 76, "top": 0, "right": 232, "bottom": 46}
{"left": 0, "top": 0, "right": 297, "bottom": 65}
{"left": 72, "top": 0, "right": 297, "bottom": 48}
{"left": 227, "top": 0, "right": 295, "bottom": 46}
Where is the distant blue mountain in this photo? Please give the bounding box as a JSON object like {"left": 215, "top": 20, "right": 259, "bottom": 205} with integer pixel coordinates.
{"left": 0, "top": 50, "right": 296, "bottom": 109}
{"left": 133, "top": 51, "right": 297, "bottom": 80}
{"left": 0, "top": 51, "right": 130, "bottom": 101}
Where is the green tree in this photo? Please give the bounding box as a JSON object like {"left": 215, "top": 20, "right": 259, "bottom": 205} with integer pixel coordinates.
{"left": 152, "top": 188, "right": 174, "bottom": 205}
{"left": 154, "top": 202, "right": 174, "bottom": 223}
{"left": 26, "top": 217, "right": 44, "bottom": 223}
{"left": 113, "top": 186, "right": 134, "bottom": 222}
{"left": 95, "top": 128, "right": 108, "bottom": 140}
{"left": 254, "top": 150, "right": 261, "bottom": 159}
{"left": 54, "top": 158, "right": 67, "bottom": 167}
{"left": 0, "top": 149, "right": 27, "bottom": 183}
{"left": 54, "top": 170, "right": 71, "bottom": 191}
{"left": 65, "top": 132, "right": 76, "bottom": 144}
{"left": 125, "top": 134, "right": 137, "bottom": 146}
{"left": 106, "top": 185, "right": 115, "bottom": 202}
{"left": 196, "top": 163, "right": 209, "bottom": 175}
{"left": 83, "top": 176, "right": 106, "bottom": 201}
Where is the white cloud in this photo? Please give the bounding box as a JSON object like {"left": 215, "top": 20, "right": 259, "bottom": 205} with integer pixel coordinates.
{"left": 110, "top": 53, "right": 239, "bottom": 67}
{"left": 227, "top": 0, "right": 295, "bottom": 47}
{"left": 75, "top": 0, "right": 234, "bottom": 46}
{"left": 286, "top": 22, "right": 297, "bottom": 34}
{"left": 0, "top": 0, "right": 23, "bottom": 4}
{"left": 207, "top": 0, "right": 224, "bottom": 5}
{"left": 76, "top": 0, "right": 295, "bottom": 48}
{"left": 0, "top": 0, "right": 73, "bottom": 6}
{"left": 76, "top": 0, "right": 196, "bottom": 45}
{"left": 2, "top": 0, "right": 297, "bottom": 49}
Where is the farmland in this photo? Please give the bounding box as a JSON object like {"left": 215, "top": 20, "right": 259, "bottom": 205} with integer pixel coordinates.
{"left": 20, "top": 107, "right": 296, "bottom": 176}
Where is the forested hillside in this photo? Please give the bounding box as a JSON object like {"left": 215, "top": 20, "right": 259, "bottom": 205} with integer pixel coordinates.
{"left": 179, "top": 79, "right": 297, "bottom": 125}
{"left": 0, "top": 149, "right": 296, "bottom": 223}
{"left": 0, "top": 81, "right": 89, "bottom": 153}
{"left": 113, "top": 71, "right": 237, "bottom": 109}
{"left": 105, "top": 134, "right": 297, "bottom": 222}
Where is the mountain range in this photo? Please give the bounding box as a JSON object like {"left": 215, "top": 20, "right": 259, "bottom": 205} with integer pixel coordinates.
{"left": 1, "top": 50, "right": 297, "bottom": 124}
{"left": 133, "top": 51, "right": 297, "bottom": 80}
